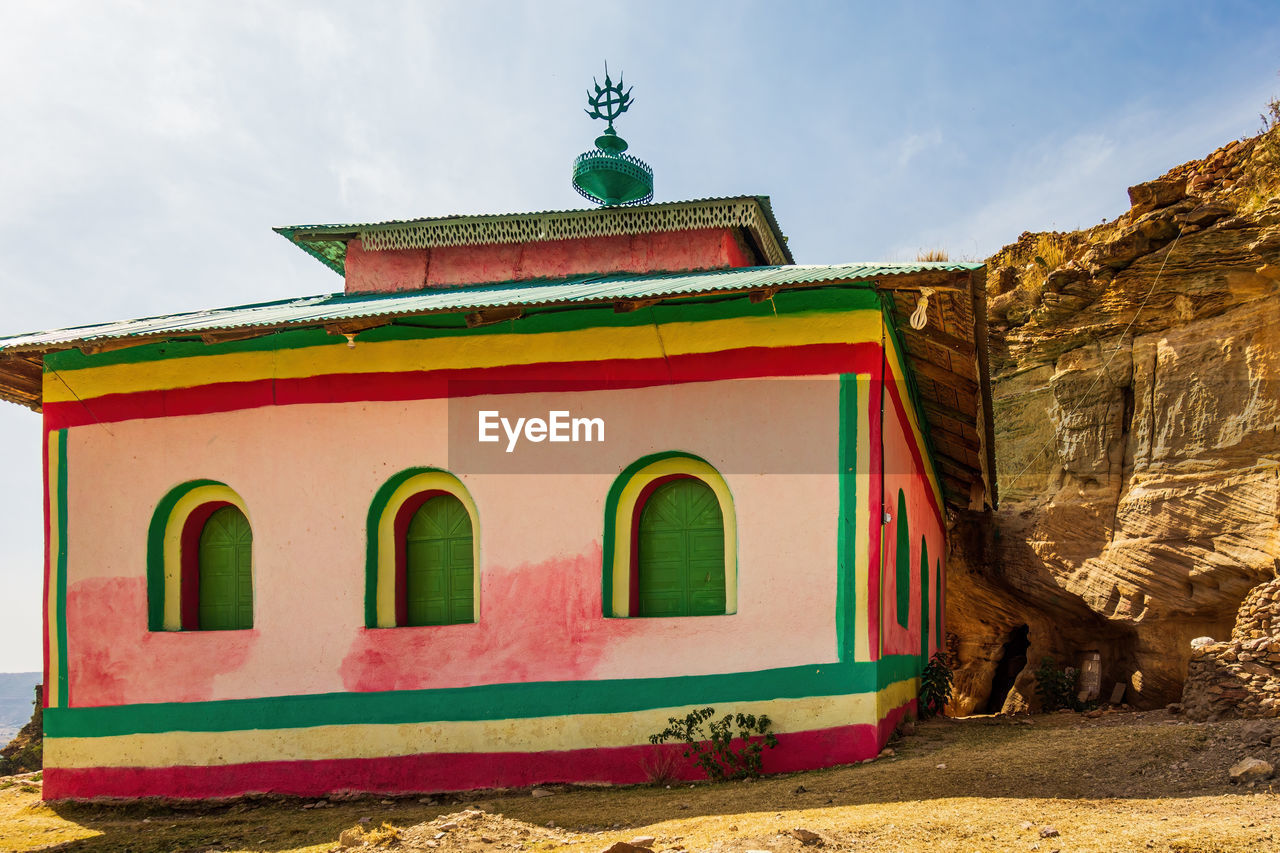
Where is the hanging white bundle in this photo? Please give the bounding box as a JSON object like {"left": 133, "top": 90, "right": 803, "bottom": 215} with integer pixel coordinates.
{"left": 910, "top": 287, "right": 936, "bottom": 330}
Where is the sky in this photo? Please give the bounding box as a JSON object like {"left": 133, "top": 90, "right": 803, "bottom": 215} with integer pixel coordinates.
{"left": 0, "top": 0, "right": 1277, "bottom": 673}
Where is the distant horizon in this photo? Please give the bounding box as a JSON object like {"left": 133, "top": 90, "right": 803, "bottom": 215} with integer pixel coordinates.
{"left": 3, "top": 1, "right": 1280, "bottom": 672}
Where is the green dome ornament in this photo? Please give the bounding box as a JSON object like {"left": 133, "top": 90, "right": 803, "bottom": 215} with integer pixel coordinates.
{"left": 572, "top": 65, "right": 654, "bottom": 206}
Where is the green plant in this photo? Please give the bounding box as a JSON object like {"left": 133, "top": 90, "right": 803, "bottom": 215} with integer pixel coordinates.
{"left": 918, "top": 652, "right": 954, "bottom": 719}
{"left": 1033, "top": 655, "right": 1096, "bottom": 712}
{"left": 639, "top": 743, "right": 683, "bottom": 787}
{"left": 648, "top": 707, "right": 778, "bottom": 782}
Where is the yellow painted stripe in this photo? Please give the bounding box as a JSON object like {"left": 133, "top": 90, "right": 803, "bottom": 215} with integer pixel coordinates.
{"left": 160, "top": 486, "right": 250, "bottom": 631}
{"left": 374, "top": 472, "right": 481, "bottom": 628}
{"left": 45, "top": 431, "right": 62, "bottom": 710}
{"left": 46, "top": 680, "right": 916, "bottom": 769}
{"left": 609, "top": 457, "right": 738, "bottom": 617}
{"left": 854, "top": 373, "right": 872, "bottom": 662}
{"left": 43, "top": 310, "right": 883, "bottom": 404}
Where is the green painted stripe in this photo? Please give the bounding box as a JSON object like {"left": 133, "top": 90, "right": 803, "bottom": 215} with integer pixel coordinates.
{"left": 46, "top": 655, "right": 921, "bottom": 739}
{"left": 920, "top": 536, "right": 929, "bottom": 663}
{"left": 836, "top": 375, "right": 857, "bottom": 661}
{"left": 55, "top": 429, "right": 69, "bottom": 708}
{"left": 44, "top": 287, "right": 881, "bottom": 371}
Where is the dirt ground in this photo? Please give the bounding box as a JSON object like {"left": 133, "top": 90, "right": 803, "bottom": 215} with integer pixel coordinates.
{"left": 2, "top": 710, "right": 1278, "bottom": 853}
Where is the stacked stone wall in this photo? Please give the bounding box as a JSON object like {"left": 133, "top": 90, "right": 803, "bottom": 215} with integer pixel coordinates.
{"left": 1182, "top": 575, "right": 1280, "bottom": 720}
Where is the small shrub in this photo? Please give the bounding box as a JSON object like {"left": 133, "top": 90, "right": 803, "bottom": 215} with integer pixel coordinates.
{"left": 918, "top": 652, "right": 954, "bottom": 720}
{"left": 1034, "top": 656, "right": 1094, "bottom": 712}
{"left": 639, "top": 743, "right": 683, "bottom": 786}
{"left": 916, "top": 249, "right": 950, "bottom": 262}
{"left": 648, "top": 707, "right": 778, "bottom": 782}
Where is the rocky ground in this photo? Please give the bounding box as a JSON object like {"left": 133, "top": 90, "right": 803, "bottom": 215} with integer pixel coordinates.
{"left": 2, "top": 711, "right": 1278, "bottom": 853}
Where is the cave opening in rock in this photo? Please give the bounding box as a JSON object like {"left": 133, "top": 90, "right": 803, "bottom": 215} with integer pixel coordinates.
{"left": 984, "top": 624, "right": 1030, "bottom": 714}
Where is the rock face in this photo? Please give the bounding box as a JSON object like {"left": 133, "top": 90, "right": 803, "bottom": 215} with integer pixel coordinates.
{"left": 948, "top": 127, "right": 1280, "bottom": 714}
{"left": 1181, "top": 575, "right": 1280, "bottom": 720}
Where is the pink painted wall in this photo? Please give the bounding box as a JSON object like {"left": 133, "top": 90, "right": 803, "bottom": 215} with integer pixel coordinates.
{"left": 878, "top": 384, "right": 945, "bottom": 659}
{"left": 344, "top": 228, "right": 756, "bottom": 293}
{"left": 61, "top": 379, "right": 843, "bottom": 707}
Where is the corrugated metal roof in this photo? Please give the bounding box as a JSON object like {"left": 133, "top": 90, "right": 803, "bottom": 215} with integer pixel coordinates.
{"left": 0, "top": 262, "right": 982, "bottom": 353}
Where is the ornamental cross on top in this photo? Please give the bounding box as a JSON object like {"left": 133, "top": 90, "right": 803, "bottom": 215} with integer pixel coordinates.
{"left": 584, "top": 64, "right": 633, "bottom": 134}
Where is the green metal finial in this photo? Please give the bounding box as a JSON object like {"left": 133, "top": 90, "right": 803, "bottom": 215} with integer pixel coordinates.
{"left": 572, "top": 63, "right": 653, "bottom": 207}
{"left": 584, "top": 62, "right": 634, "bottom": 147}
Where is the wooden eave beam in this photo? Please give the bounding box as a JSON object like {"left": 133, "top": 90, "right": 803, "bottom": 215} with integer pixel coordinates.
{"left": 324, "top": 318, "right": 393, "bottom": 337}
{"left": 465, "top": 306, "right": 525, "bottom": 328}
{"left": 614, "top": 299, "right": 660, "bottom": 314}
{"left": 905, "top": 356, "right": 980, "bottom": 395}
{"left": 920, "top": 398, "right": 980, "bottom": 437}
{"left": 201, "top": 328, "right": 275, "bottom": 345}
{"left": 899, "top": 324, "right": 977, "bottom": 360}
{"left": 875, "top": 271, "right": 970, "bottom": 291}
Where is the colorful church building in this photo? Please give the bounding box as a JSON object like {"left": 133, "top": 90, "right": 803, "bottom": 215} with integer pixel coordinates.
{"left": 0, "top": 191, "right": 995, "bottom": 800}
{"left": 0, "top": 76, "right": 994, "bottom": 798}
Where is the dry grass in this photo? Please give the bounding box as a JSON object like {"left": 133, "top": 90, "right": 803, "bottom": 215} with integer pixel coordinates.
{"left": 915, "top": 248, "right": 950, "bottom": 262}
{"left": 1, "top": 712, "right": 1277, "bottom": 852}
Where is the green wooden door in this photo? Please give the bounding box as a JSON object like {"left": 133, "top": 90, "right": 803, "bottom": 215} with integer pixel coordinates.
{"left": 406, "top": 495, "right": 475, "bottom": 626}
{"left": 197, "top": 506, "right": 253, "bottom": 630}
{"left": 637, "top": 478, "right": 725, "bottom": 617}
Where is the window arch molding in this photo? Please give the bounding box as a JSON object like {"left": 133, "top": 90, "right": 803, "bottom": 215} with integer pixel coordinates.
{"left": 365, "top": 468, "right": 480, "bottom": 628}
{"left": 602, "top": 452, "right": 737, "bottom": 618}
{"left": 146, "top": 479, "right": 252, "bottom": 632}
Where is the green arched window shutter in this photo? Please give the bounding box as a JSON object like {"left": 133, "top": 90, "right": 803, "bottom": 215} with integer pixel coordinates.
{"left": 198, "top": 506, "right": 253, "bottom": 630}
{"left": 896, "top": 489, "right": 910, "bottom": 628}
{"left": 637, "top": 478, "right": 725, "bottom": 617}
{"left": 406, "top": 495, "right": 475, "bottom": 626}
{"left": 920, "top": 535, "right": 930, "bottom": 658}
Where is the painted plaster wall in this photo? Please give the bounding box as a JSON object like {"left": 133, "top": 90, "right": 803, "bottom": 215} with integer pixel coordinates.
{"left": 60, "top": 379, "right": 842, "bottom": 707}
{"left": 879, "top": 376, "right": 945, "bottom": 660}
{"left": 344, "top": 228, "right": 753, "bottom": 293}
{"left": 36, "top": 289, "right": 941, "bottom": 798}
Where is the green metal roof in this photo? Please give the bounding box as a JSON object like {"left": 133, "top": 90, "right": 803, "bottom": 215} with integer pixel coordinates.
{"left": 0, "top": 261, "right": 981, "bottom": 354}
{"left": 275, "top": 195, "right": 796, "bottom": 274}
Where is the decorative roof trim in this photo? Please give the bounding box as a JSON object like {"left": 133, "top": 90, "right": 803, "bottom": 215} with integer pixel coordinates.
{"left": 276, "top": 195, "right": 795, "bottom": 275}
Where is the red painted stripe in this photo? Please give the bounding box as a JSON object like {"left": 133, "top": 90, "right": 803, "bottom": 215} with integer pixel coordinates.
{"left": 178, "top": 501, "right": 232, "bottom": 631}
{"left": 44, "top": 343, "right": 881, "bottom": 430}
{"left": 40, "top": 431, "right": 51, "bottom": 708}
{"left": 868, "top": 357, "right": 884, "bottom": 662}
{"left": 42, "top": 723, "right": 884, "bottom": 800}
{"left": 883, "top": 377, "right": 944, "bottom": 533}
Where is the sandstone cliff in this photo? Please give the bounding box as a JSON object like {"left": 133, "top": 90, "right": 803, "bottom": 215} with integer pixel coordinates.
{"left": 949, "top": 115, "right": 1280, "bottom": 713}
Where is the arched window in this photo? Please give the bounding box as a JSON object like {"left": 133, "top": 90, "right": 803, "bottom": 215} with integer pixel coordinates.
{"left": 196, "top": 506, "right": 254, "bottom": 630}
{"left": 603, "top": 452, "right": 736, "bottom": 618}
{"left": 404, "top": 494, "right": 474, "bottom": 626}
{"left": 366, "top": 468, "right": 480, "bottom": 628}
{"left": 895, "top": 489, "right": 910, "bottom": 628}
{"left": 147, "top": 480, "right": 253, "bottom": 632}
{"left": 636, "top": 477, "right": 726, "bottom": 617}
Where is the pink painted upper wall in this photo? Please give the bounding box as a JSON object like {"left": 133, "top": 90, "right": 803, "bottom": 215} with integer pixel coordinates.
{"left": 61, "top": 378, "right": 844, "bottom": 707}
{"left": 344, "top": 228, "right": 757, "bottom": 293}
{"left": 879, "top": 384, "right": 945, "bottom": 660}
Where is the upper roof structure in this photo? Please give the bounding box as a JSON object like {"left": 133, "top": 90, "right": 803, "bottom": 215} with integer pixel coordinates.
{"left": 274, "top": 195, "right": 795, "bottom": 277}
{"left": 0, "top": 196, "right": 996, "bottom": 513}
